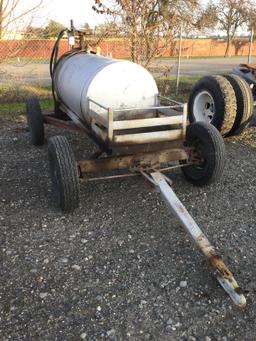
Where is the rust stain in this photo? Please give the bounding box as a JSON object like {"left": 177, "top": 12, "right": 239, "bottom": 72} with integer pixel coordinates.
{"left": 234, "top": 287, "right": 244, "bottom": 295}
{"left": 209, "top": 255, "right": 232, "bottom": 278}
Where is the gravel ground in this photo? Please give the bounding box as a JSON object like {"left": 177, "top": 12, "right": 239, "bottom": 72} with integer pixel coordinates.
{"left": 1, "top": 117, "right": 256, "bottom": 341}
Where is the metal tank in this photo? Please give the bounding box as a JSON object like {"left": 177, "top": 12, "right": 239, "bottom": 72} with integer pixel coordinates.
{"left": 53, "top": 53, "right": 159, "bottom": 123}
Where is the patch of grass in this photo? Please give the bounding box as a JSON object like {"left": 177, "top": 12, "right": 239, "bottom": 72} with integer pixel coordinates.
{"left": 0, "top": 98, "right": 53, "bottom": 119}
{"left": 1, "top": 57, "right": 50, "bottom": 64}
{"left": 0, "top": 83, "right": 53, "bottom": 119}
{"left": 0, "top": 75, "right": 200, "bottom": 119}
{"left": 0, "top": 84, "right": 52, "bottom": 104}
{"left": 156, "top": 75, "right": 200, "bottom": 102}
{"left": 155, "top": 55, "right": 254, "bottom": 60}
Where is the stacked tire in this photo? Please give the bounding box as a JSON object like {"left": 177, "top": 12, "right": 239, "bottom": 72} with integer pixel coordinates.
{"left": 188, "top": 74, "right": 254, "bottom": 137}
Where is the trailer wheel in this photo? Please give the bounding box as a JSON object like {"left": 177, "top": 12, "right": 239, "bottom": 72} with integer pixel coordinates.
{"left": 26, "top": 96, "right": 44, "bottom": 146}
{"left": 182, "top": 122, "right": 225, "bottom": 186}
{"left": 48, "top": 135, "right": 80, "bottom": 213}
{"left": 188, "top": 75, "right": 237, "bottom": 136}
{"left": 223, "top": 74, "right": 254, "bottom": 136}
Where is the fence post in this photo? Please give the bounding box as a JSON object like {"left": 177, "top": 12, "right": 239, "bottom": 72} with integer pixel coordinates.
{"left": 176, "top": 24, "right": 182, "bottom": 95}
{"left": 248, "top": 27, "right": 254, "bottom": 64}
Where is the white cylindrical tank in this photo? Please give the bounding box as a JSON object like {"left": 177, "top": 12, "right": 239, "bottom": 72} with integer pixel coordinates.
{"left": 53, "top": 53, "right": 159, "bottom": 123}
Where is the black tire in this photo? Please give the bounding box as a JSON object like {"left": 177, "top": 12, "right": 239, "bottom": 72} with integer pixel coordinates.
{"left": 224, "top": 74, "right": 254, "bottom": 136}
{"left": 181, "top": 122, "right": 225, "bottom": 186}
{"left": 26, "top": 96, "right": 44, "bottom": 146}
{"left": 188, "top": 75, "right": 237, "bottom": 136}
{"left": 240, "top": 76, "right": 254, "bottom": 127}
{"left": 48, "top": 135, "right": 80, "bottom": 213}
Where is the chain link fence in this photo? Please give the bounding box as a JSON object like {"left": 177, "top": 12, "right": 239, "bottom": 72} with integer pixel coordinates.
{"left": 0, "top": 35, "right": 255, "bottom": 114}
{"left": 0, "top": 36, "right": 255, "bottom": 87}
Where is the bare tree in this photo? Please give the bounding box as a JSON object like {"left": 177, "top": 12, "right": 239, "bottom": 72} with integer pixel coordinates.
{"left": 95, "top": 21, "right": 121, "bottom": 38}
{"left": 213, "top": 0, "right": 253, "bottom": 57}
{"left": 195, "top": 1, "right": 218, "bottom": 33}
{"left": 248, "top": 11, "right": 256, "bottom": 32}
{"left": 0, "top": 0, "right": 43, "bottom": 39}
{"left": 92, "top": 0, "right": 201, "bottom": 67}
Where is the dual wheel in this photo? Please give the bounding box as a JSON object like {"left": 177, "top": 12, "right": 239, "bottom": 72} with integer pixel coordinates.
{"left": 188, "top": 74, "right": 254, "bottom": 137}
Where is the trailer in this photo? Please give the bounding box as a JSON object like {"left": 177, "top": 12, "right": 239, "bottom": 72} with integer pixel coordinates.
{"left": 232, "top": 63, "right": 256, "bottom": 102}
{"left": 26, "top": 23, "right": 246, "bottom": 307}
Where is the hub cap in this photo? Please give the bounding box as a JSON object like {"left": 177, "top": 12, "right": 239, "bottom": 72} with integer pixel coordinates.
{"left": 193, "top": 91, "right": 215, "bottom": 123}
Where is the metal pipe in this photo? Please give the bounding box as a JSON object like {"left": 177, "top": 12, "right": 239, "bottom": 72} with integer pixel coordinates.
{"left": 113, "top": 105, "right": 183, "bottom": 113}
{"left": 89, "top": 97, "right": 184, "bottom": 112}
{"left": 80, "top": 172, "right": 139, "bottom": 183}
{"left": 158, "top": 95, "right": 183, "bottom": 106}
{"left": 88, "top": 97, "right": 109, "bottom": 110}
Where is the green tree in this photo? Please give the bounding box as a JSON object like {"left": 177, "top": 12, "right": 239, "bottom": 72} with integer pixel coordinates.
{"left": 43, "top": 19, "right": 65, "bottom": 38}
{"left": 95, "top": 21, "right": 121, "bottom": 37}
{"left": 25, "top": 25, "right": 45, "bottom": 38}
{"left": 82, "top": 22, "right": 93, "bottom": 35}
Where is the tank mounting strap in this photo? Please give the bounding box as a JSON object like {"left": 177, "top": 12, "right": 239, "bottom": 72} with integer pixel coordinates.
{"left": 142, "top": 171, "right": 246, "bottom": 307}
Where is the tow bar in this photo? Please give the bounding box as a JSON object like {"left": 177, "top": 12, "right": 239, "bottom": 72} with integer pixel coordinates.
{"left": 143, "top": 171, "right": 246, "bottom": 307}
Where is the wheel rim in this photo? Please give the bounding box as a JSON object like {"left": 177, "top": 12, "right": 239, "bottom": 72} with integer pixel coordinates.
{"left": 193, "top": 91, "right": 215, "bottom": 123}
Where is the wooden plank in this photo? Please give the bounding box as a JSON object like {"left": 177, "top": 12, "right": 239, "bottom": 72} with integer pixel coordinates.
{"left": 108, "top": 108, "right": 114, "bottom": 140}
{"left": 114, "top": 129, "right": 183, "bottom": 144}
{"left": 158, "top": 108, "right": 182, "bottom": 116}
{"left": 113, "top": 116, "right": 183, "bottom": 130}
{"left": 182, "top": 103, "right": 188, "bottom": 139}
{"left": 110, "top": 140, "right": 184, "bottom": 155}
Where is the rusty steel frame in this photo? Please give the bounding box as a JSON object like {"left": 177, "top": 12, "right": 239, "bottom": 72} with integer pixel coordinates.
{"left": 79, "top": 163, "right": 191, "bottom": 184}
{"left": 78, "top": 148, "right": 188, "bottom": 175}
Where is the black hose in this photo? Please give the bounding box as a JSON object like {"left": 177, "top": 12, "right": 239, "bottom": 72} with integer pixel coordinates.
{"left": 50, "top": 29, "right": 87, "bottom": 114}
{"left": 50, "top": 29, "right": 69, "bottom": 111}
{"left": 49, "top": 28, "right": 67, "bottom": 78}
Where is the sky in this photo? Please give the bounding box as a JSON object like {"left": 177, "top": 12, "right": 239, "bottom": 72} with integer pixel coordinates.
{"left": 21, "top": 0, "right": 212, "bottom": 30}
{"left": 13, "top": 0, "right": 214, "bottom": 29}
{"left": 29, "top": 0, "right": 106, "bottom": 28}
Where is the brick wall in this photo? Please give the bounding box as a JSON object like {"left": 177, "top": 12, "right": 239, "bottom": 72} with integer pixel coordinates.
{"left": 100, "top": 38, "right": 256, "bottom": 58}
{"left": 0, "top": 38, "right": 255, "bottom": 59}
{"left": 0, "top": 40, "right": 69, "bottom": 59}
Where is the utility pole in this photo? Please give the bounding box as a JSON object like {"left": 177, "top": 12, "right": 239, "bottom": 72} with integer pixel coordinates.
{"left": 248, "top": 27, "right": 254, "bottom": 64}
{"left": 176, "top": 24, "right": 182, "bottom": 95}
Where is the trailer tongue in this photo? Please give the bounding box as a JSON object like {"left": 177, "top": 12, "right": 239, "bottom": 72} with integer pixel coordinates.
{"left": 148, "top": 171, "right": 246, "bottom": 307}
